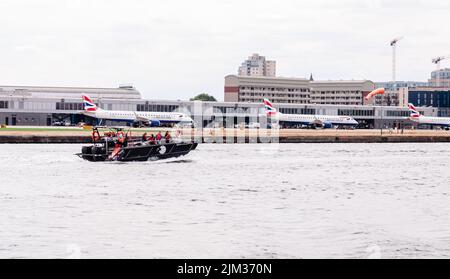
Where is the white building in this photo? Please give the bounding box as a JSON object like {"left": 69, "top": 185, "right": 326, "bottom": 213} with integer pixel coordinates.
{"left": 310, "top": 80, "right": 375, "bottom": 106}
{"left": 238, "top": 53, "right": 276, "bottom": 77}
{"left": 224, "top": 75, "right": 310, "bottom": 104}
{"left": 225, "top": 75, "right": 375, "bottom": 106}
{"left": 0, "top": 84, "right": 141, "bottom": 126}
{"left": 0, "top": 84, "right": 141, "bottom": 100}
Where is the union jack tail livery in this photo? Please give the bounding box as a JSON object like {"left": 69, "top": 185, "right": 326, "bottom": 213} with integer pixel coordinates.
{"left": 263, "top": 99, "right": 277, "bottom": 116}
{"left": 407, "top": 103, "right": 450, "bottom": 127}
{"left": 408, "top": 103, "right": 421, "bottom": 118}
{"left": 83, "top": 95, "right": 98, "bottom": 112}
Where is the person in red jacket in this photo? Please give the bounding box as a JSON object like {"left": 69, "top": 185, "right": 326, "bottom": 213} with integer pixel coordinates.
{"left": 148, "top": 134, "right": 156, "bottom": 145}
{"left": 156, "top": 131, "right": 162, "bottom": 143}
{"left": 164, "top": 131, "right": 171, "bottom": 143}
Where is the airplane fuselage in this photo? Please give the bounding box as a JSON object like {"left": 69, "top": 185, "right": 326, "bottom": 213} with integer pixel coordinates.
{"left": 82, "top": 109, "right": 193, "bottom": 125}
{"left": 275, "top": 113, "right": 359, "bottom": 126}
{"left": 409, "top": 116, "right": 450, "bottom": 127}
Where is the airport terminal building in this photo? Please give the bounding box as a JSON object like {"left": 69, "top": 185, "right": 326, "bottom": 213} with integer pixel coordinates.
{"left": 0, "top": 84, "right": 141, "bottom": 126}
{"left": 0, "top": 84, "right": 438, "bottom": 129}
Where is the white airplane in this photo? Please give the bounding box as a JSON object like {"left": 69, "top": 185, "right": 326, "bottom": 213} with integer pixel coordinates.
{"left": 263, "top": 99, "right": 359, "bottom": 128}
{"left": 408, "top": 103, "right": 450, "bottom": 129}
{"left": 81, "top": 95, "right": 194, "bottom": 127}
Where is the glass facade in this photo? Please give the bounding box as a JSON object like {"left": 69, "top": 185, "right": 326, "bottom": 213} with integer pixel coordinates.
{"left": 213, "top": 106, "right": 252, "bottom": 114}
{"left": 386, "top": 110, "right": 410, "bottom": 117}
{"left": 136, "top": 104, "right": 179, "bottom": 112}
{"left": 56, "top": 102, "right": 84, "bottom": 111}
{"left": 338, "top": 109, "right": 374, "bottom": 116}
{"left": 408, "top": 90, "right": 450, "bottom": 108}
{"left": 279, "top": 108, "right": 315, "bottom": 115}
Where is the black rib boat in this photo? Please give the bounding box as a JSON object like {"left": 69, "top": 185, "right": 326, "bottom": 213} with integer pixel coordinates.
{"left": 76, "top": 127, "right": 198, "bottom": 162}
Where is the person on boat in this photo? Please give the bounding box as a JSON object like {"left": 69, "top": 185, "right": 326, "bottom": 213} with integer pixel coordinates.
{"left": 92, "top": 129, "right": 101, "bottom": 142}
{"left": 156, "top": 131, "right": 162, "bottom": 143}
{"left": 148, "top": 134, "right": 156, "bottom": 145}
{"left": 164, "top": 131, "right": 171, "bottom": 143}
{"left": 142, "top": 132, "right": 147, "bottom": 142}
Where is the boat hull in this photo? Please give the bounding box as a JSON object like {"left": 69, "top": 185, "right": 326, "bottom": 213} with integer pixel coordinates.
{"left": 78, "top": 142, "right": 198, "bottom": 162}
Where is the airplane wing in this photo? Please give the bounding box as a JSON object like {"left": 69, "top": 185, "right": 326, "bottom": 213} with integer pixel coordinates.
{"left": 134, "top": 113, "right": 151, "bottom": 123}
{"left": 133, "top": 112, "right": 161, "bottom": 126}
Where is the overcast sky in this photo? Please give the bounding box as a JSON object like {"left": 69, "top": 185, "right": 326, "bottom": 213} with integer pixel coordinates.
{"left": 0, "top": 0, "right": 449, "bottom": 100}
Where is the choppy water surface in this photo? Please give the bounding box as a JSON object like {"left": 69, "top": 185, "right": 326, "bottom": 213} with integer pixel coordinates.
{"left": 1, "top": 143, "right": 450, "bottom": 258}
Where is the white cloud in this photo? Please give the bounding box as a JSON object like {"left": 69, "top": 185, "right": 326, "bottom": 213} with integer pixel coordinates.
{"left": 0, "top": 0, "right": 449, "bottom": 100}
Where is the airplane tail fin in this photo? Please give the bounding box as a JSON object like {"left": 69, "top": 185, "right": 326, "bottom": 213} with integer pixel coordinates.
{"left": 263, "top": 99, "right": 277, "bottom": 116}
{"left": 408, "top": 103, "right": 421, "bottom": 118}
{"left": 82, "top": 95, "right": 97, "bottom": 112}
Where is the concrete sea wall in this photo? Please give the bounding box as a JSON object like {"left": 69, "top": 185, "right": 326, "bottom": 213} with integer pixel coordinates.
{"left": 1, "top": 128, "right": 450, "bottom": 143}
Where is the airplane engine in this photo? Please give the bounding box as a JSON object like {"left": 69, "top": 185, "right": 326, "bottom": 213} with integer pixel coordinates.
{"left": 312, "top": 119, "right": 333, "bottom": 129}
{"left": 149, "top": 120, "right": 161, "bottom": 127}
{"left": 323, "top": 121, "right": 333, "bottom": 129}
{"left": 133, "top": 119, "right": 161, "bottom": 127}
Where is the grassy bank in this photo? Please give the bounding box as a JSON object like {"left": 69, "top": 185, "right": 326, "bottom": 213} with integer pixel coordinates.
{"left": 0, "top": 127, "right": 85, "bottom": 132}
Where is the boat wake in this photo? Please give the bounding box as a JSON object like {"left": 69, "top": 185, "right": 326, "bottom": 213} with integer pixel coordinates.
{"left": 163, "top": 159, "right": 193, "bottom": 164}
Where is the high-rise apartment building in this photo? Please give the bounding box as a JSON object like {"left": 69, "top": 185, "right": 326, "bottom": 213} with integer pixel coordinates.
{"left": 429, "top": 68, "right": 450, "bottom": 88}
{"left": 238, "top": 53, "right": 276, "bottom": 77}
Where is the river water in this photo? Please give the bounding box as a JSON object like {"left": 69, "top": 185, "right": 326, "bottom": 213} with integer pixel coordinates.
{"left": 1, "top": 143, "right": 450, "bottom": 258}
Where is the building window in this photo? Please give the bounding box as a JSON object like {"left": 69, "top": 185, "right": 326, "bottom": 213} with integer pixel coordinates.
{"left": 279, "top": 108, "right": 315, "bottom": 115}
{"left": 0, "top": 101, "right": 9, "bottom": 109}
{"left": 386, "top": 110, "right": 410, "bottom": 117}
{"left": 137, "top": 104, "right": 179, "bottom": 112}
{"left": 214, "top": 106, "right": 238, "bottom": 114}
{"left": 338, "top": 109, "right": 374, "bottom": 116}
{"left": 56, "top": 102, "right": 84, "bottom": 110}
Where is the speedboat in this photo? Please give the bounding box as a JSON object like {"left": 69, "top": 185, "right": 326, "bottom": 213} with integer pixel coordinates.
{"left": 76, "top": 127, "right": 198, "bottom": 162}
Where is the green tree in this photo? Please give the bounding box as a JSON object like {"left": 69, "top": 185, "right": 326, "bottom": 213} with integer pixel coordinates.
{"left": 190, "top": 93, "right": 217, "bottom": 102}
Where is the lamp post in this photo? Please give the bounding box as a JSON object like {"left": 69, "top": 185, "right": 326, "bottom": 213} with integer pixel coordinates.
{"left": 380, "top": 95, "right": 383, "bottom": 136}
